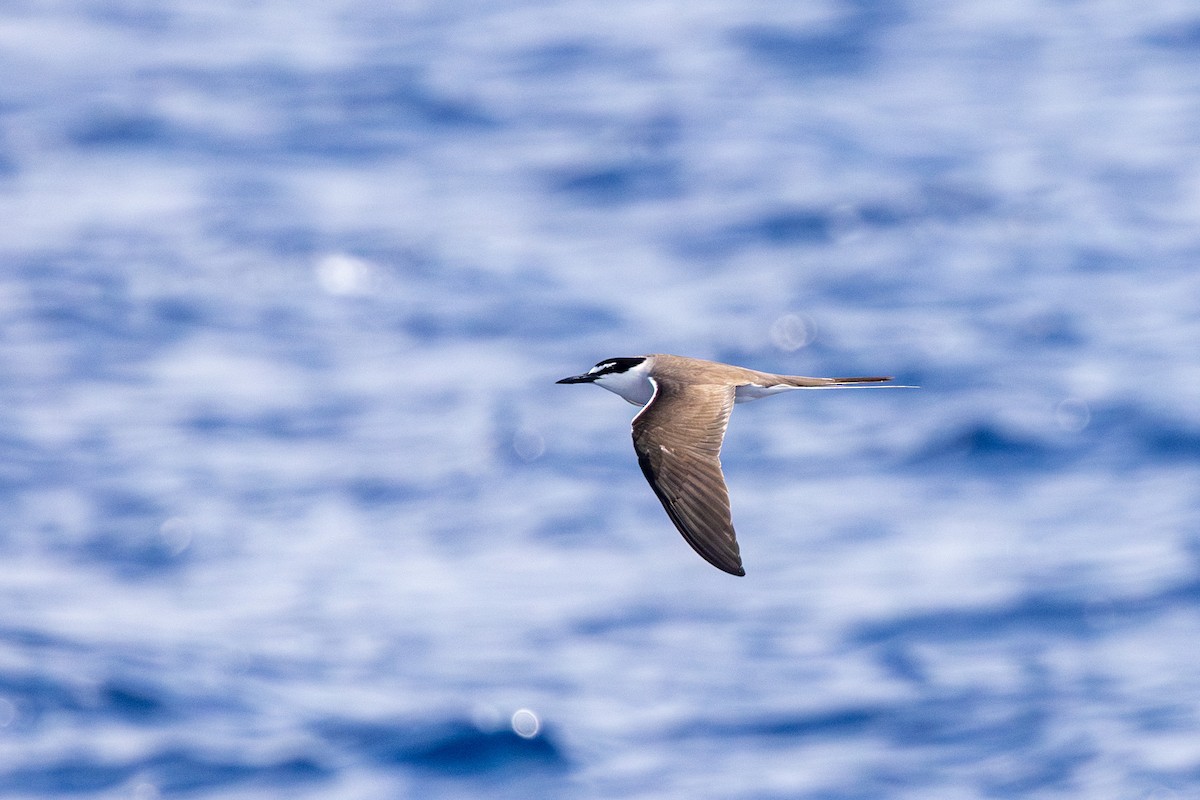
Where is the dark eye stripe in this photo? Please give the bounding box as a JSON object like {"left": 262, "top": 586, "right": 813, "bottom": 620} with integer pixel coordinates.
{"left": 590, "top": 357, "right": 644, "bottom": 376}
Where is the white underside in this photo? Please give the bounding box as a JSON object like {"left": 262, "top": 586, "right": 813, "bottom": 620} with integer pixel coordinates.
{"left": 600, "top": 375, "right": 825, "bottom": 407}
{"left": 733, "top": 383, "right": 802, "bottom": 403}
{"left": 595, "top": 360, "right": 908, "bottom": 408}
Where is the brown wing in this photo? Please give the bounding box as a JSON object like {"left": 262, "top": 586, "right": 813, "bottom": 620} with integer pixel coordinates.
{"left": 631, "top": 378, "right": 744, "bottom": 576}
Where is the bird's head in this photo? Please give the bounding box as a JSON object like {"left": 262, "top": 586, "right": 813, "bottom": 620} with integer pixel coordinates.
{"left": 557, "top": 357, "right": 654, "bottom": 405}
{"left": 556, "top": 357, "right": 646, "bottom": 385}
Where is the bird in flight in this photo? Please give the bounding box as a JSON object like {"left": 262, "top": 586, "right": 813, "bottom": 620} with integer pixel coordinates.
{"left": 557, "top": 354, "right": 901, "bottom": 576}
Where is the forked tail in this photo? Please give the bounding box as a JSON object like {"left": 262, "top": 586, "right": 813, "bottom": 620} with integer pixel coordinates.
{"left": 778, "top": 375, "right": 910, "bottom": 388}
{"left": 828, "top": 376, "right": 892, "bottom": 384}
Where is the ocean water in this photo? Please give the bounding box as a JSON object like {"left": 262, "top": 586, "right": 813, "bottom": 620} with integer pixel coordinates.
{"left": 3, "top": 1, "right": 1200, "bottom": 798}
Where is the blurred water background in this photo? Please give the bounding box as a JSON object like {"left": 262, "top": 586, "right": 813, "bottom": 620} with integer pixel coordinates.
{"left": 3, "top": 1, "right": 1200, "bottom": 798}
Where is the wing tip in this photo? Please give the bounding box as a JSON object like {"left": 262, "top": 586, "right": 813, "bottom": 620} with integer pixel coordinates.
{"left": 705, "top": 553, "right": 746, "bottom": 576}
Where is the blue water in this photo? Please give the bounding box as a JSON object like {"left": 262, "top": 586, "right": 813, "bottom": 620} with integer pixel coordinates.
{"left": 3, "top": 2, "right": 1200, "bottom": 798}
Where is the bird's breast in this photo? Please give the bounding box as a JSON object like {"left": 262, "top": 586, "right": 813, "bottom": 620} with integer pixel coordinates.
{"left": 597, "top": 370, "right": 656, "bottom": 406}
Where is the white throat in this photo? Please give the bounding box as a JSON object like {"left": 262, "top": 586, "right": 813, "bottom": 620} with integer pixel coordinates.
{"left": 594, "top": 359, "right": 655, "bottom": 406}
